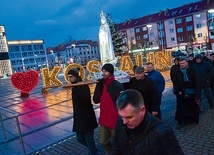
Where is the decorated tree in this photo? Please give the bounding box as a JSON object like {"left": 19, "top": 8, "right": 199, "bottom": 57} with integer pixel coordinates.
{"left": 106, "top": 13, "right": 124, "bottom": 56}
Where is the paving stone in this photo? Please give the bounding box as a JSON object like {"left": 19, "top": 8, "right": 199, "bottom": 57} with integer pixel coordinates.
{"left": 30, "top": 89, "right": 213, "bottom": 155}
{"left": 1, "top": 74, "right": 214, "bottom": 155}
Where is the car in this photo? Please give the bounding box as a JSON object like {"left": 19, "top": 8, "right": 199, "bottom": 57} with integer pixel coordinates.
{"left": 171, "top": 51, "right": 186, "bottom": 57}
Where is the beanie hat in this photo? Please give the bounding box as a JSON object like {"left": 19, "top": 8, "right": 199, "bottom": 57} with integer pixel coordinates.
{"left": 195, "top": 54, "right": 201, "bottom": 59}
{"left": 189, "top": 53, "right": 194, "bottom": 57}
{"left": 201, "top": 52, "right": 205, "bottom": 55}
{"left": 135, "top": 66, "right": 144, "bottom": 73}
{"left": 68, "top": 68, "right": 79, "bottom": 78}
{"left": 102, "top": 63, "right": 114, "bottom": 75}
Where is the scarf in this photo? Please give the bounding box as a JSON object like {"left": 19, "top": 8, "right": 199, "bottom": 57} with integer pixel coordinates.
{"left": 180, "top": 66, "right": 189, "bottom": 82}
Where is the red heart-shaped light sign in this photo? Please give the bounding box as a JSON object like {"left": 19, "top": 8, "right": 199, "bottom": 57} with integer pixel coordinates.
{"left": 11, "top": 70, "right": 39, "bottom": 93}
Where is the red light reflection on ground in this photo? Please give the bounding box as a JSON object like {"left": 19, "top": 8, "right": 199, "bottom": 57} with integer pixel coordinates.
{"left": 18, "top": 98, "right": 48, "bottom": 128}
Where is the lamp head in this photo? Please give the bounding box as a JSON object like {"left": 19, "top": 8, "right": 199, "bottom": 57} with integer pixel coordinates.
{"left": 208, "top": 9, "right": 214, "bottom": 14}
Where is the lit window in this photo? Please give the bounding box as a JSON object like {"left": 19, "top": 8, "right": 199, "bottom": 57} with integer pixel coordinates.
{"left": 176, "top": 18, "right": 182, "bottom": 24}
{"left": 150, "top": 33, "right": 154, "bottom": 37}
{"left": 196, "top": 14, "right": 201, "bottom": 18}
{"left": 210, "top": 31, "right": 214, "bottom": 38}
{"left": 171, "top": 38, "right": 175, "bottom": 41}
{"left": 142, "top": 27, "right": 147, "bottom": 31}
{"left": 186, "top": 16, "right": 192, "bottom": 22}
{"left": 197, "top": 33, "right": 202, "bottom": 37}
{"left": 177, "top": 27, "right": 183, "bottom": 33}
{"left": 170, "top": 29, "right": 174, "bottom": 33}
{"left": 136, "top": 36, "right": 141, "bottom": 40}
{"left": 196, "top": 24, "right": 202, "bottom": 28}
{"left": 158, "top": 23, "right": 164, "bottom": 29}
{"left": 178, "top": 37, "right": 184, "bottom": 41}
{"left": 169, "top": 20, "right": 173, "bottom": 24}
{"left": 143, "top": 34, "right": 148, "bottom": 39}
{"left": 135, "top": 28, "right": 140, "bottom": 33}
{"left": 187, "top": 25, "right": 193, "bottom": 31}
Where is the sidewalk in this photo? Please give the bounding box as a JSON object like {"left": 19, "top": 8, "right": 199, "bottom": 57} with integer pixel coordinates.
{"left": 31, "top": 88, "right": 214, "bottom": 155}
{"left": 0, "top": 70, "right": 213, "bottom": 155}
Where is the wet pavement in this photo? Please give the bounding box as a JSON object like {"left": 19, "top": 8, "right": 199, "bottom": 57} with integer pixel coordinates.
{"left": 0, "top": 74, "right": 75, "bottom": 154}
{"left": 0, "top": 70, "right": 213, "bottom": 155}
{"left": 31, "top": 89, "right": 214, "bottom": 155}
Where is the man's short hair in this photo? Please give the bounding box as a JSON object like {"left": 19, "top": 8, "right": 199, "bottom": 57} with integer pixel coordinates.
{"left": 174, "top": 57, "right": 180, "bottom": 62}
{"left": 146, "top": 62, "right": 153, "bottom": 66}
{"left": 116, "top": 89, "right": 145, "bottom": 111}
{"left": 179, "top": 57, "right": 188, "bottom": 62}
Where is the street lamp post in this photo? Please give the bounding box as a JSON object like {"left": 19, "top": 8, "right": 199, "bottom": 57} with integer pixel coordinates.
{"left": 67, "top": 44, "right": 76, "bottom": 64}
{"left": 22, "top": 58, "right": 25, "bottom": 72}
{"left": 57, "top": 53, "right": 61, "bottom": 66}
{"left": 208, "top": 9, "right": 214, "bottom": 22}
{"left": 34, "top": 54, "right": 38, "bottom": 70}
{"left": 208, "top": 9, "right": 214, "bottom": 28}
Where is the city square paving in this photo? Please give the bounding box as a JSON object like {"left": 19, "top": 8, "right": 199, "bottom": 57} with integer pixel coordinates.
{"left": 0, "top": 71, "right": 213, "bottom": 155}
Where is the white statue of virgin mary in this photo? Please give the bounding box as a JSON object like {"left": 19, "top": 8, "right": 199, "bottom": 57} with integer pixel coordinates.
{"left": 98, "top": 11, "right": 117, "bottom": 65}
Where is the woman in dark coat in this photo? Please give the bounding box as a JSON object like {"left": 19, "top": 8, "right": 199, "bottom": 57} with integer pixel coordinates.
{"left": 173, "top": 58, "right": 200, "bottom": 129}
{"left": 68, "top": 68, "right": 98, "bottom": 155}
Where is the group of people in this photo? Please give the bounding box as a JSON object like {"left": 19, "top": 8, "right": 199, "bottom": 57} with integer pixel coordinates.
{"left": 67, "top": 62, "right": 184, "bottom": 154}
{"left": 170, "top": 52, "right": 214, "bottom": 129}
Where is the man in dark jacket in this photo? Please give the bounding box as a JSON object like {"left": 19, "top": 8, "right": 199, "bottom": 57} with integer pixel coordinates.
{"left": 112, "top": 89, "right": 184, "bottom": 155}
{"left": 68, "top": 68, "right": 98, "bottom": 155}
{"left": 170, "top": 57, "right": 180, "bottom": 115}
{"left": 188, "top": 53, "right": 195, "bottom": 68}
{"left": 93, "top": 63, "right": 124, "bottom": 155}
{"left": 170, "top": 57, "right": 180, "bottom": 84}
{"left": 146, "top": 62, "right": 165, "bottom": 119}
{"left": 193, "top": 54, "right": 214, "bottom": 109}
{"left": 126, "top": 66, "right": 160, "bottom": 119}
{"left": 201, "top": 52, "right": 211, "bottom": 62}
{"left": 209, "top": 53, "right": 214, "bottom": 97}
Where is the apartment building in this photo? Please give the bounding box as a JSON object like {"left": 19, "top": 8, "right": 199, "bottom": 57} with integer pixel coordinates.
{"left": 47, "top": 40, "right": 100, "bottom": 68}
{"left": 0, "top": 25, "right": 12, "bottom": 77}
{"left": 8, "top": 40, "right": 48, "bottom": 73}
{"left": 116, "top": 0, "right": 214, "bottom": 54}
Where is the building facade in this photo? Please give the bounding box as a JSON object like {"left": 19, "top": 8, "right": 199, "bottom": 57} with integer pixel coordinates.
{"left": 0, "top": 25, "right": 12, "bottom": 77}
{"left": 116, "top": 0, "right": 214, "bottom": 54}
{"left": 47, "top": 40, "right": 100, "bottom": 68}
{"left": 8, "top": 40, "right": 48, "bottom": 73}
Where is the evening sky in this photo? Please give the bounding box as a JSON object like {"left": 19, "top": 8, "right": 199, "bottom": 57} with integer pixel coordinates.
{"left": 0, "top": 0, "right": 198, "bottom": 47}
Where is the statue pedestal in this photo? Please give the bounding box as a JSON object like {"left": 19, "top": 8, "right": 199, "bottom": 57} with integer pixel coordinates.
{"left": 90, "top": 68, "right": 130, "bottom": 84}
{"left": 114, "top": 69, "right": 130, "bottom": 83}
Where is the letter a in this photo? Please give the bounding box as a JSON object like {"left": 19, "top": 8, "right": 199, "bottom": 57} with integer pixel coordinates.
{"left": 120, "top": 56, "right": 134, "bottom": 73}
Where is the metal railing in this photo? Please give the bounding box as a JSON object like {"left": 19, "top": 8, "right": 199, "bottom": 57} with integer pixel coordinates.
{"left": 0, "top": 106, "right": 26, "bottom": 155}
{"left": 0, "top": 84, "right": 97, "bottom": 155}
